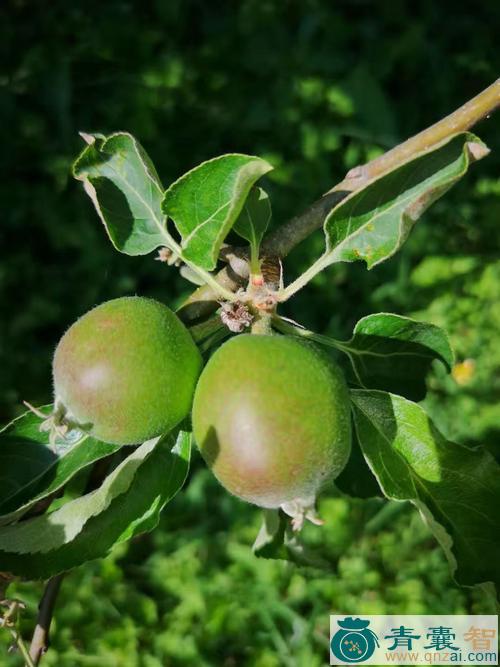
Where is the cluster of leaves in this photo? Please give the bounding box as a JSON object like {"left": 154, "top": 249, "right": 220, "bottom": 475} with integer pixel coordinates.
{"left": 2, "top": 0, "right": 498, "bottom": 420}
{"left": 1, "top": 4, "right": 499, "bottom": 660}
{"left": 0, "top": 413, "right": 190, "bottom": 579}
{"left": 73, "top": 133, "right": 273, "bottom": 273}
{"left": 0, "top": 119, "right": 498, "bottom": 596}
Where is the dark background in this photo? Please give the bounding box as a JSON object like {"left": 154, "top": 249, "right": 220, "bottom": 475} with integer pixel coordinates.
{"left": 1, "top": 2, "right": 499, "bottom": 665}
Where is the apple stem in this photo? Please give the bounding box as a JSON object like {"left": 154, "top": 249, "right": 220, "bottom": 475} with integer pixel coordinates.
{"left": 250, "top": 311, "right": 273, "bottom": 335}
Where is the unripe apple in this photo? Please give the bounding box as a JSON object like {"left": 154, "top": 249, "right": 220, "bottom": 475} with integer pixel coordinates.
{"left": 53, "top": 297, "right": 202, "bottom": 445}
{"left": 192, "top": 334, "right": 351, "bottom": 518}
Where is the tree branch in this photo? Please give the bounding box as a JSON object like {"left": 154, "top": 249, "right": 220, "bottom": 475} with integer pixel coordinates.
{"left": 29, "top": 574, "right": 64, "bottom": 665}
{"left": 262, "top": 77, "right": 500, "bottom": 257}
{"left": 261, "top": 190, "right": 347, "bottom": 259}
{"left": 178, "top": 78, "right": 500, "bottom": 320}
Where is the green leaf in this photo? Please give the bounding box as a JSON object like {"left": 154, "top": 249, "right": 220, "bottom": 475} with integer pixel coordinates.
{"left": 323, "top": 132, "right": 489, "bottom": 269}
{"left": 335, "top": 423, "right": 382, "bottom": 499}
{"left": 339, "top": 313, "right": 454, "bottom": 401}
{"left": 73, "top": 132, "right": 168, "bottom": 255}
{"left": 253, "top": 510, "right": 331, "bottom": 569}
{"left": 162, "top": 154, "right": 273, "bottom": 270}
{"left": 233, "top": 186, "right": 272, "bottom": 252}
{"left": 0, "top": 430, "right": 191, "bottom": 579}
{"left": 114, "top": 430, "right": 191, "bottom": 544}
{"left": 0, "top": 407, "right": 119, "bottom": 526}
{"left": 0, "top": 437, "right": 158, "bottom": 554}
{"left": 188, "top": 316, "right": 226, "bottom": 344}
{"left": 253, "top": 509, "right": 287, "bottom": 558}
{"left": 351, "top": 389, "right": 500, "bottom": 586}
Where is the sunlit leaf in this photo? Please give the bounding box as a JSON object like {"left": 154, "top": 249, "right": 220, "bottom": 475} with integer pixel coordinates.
{"left": 0, "top": 430, "right": 191, "bottom": 578}
{"left": 339, "top": 313, "right": 454, "bottom": 400}
{"left": 162, "top": 154, "right": 273, "bottom": 270}
{"left": 73, "top": 132, "right": 168, "bottom": 255}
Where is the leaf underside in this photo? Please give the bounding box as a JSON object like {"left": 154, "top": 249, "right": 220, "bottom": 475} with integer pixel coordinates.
{"left": 335, "top": 421, "right": 382, "bottom": 499}
{"left": 323, "top": 132, "right": 489, "bottom": 269}
{"left": 0, "top": 430, "right": 191, "bottom": 579}
{"left": 233, "top": 186, "right": 272, "bottom": 251}
{"left": 0, "top": 406, "right": 119, "bottom": 526}
{"left": 73, "top": 132, "right": 167, "bottom": 255}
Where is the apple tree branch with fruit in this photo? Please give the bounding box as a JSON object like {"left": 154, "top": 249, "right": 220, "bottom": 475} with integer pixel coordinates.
{"left": 0, "top": 79, "right": 499, "bottom": 665}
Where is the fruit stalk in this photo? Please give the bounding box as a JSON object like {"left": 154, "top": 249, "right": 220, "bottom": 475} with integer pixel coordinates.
{"left": 250, "top": 311, "right": 273, "bottom": 335}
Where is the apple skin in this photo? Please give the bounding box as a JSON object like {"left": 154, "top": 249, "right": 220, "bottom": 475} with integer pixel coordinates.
{"left": 53, "top": 297, "right": 202, "bottom": 445}
{"left": 192, "top": 334, "right": 351, "bottom": 508}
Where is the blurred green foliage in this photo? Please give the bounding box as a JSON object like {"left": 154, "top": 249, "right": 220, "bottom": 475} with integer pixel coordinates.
{"left": 1, "top": 1, "right": 499, "bottom": 665}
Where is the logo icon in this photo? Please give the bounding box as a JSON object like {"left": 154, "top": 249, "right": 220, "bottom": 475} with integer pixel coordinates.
{"left": 330, "top": 617, "right": 380, "bottom": 663}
